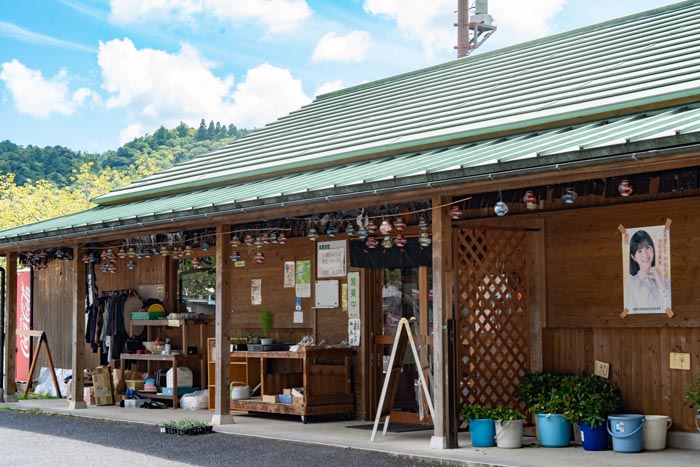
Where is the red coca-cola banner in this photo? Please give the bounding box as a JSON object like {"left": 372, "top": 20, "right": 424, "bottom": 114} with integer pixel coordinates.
{"left": 15, "top": 269, "right": 31, "bottom": 382}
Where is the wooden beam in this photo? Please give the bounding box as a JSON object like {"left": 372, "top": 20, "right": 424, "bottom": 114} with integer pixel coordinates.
{"left": 430, "top": 195, "right": 455, "bottom": 448}
{"left": 212, "top": 224, "right": 234, "bottom": 425}
{"left": 4, "top": 253, "right": 18, "bottom": 401}
{"left": 69, "top": 246, "right": 86, "bottom": 409}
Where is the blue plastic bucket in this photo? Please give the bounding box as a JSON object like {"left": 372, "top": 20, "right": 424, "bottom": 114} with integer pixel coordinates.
{"left": 469, "top": 418, "right": 496, "bottom": 447}
{"left": 579, "top": 421, "right": 608, "bottom": 451}
{"left": 607, "top": 414, "right": 645, "bottom": 453}
{"left": 537, "top": 413, "right": 571, "bottom": 447}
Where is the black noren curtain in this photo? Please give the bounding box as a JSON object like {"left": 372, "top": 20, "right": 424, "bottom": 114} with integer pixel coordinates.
{"left": 349, "top": 239, "right": 432, "bottom": 268}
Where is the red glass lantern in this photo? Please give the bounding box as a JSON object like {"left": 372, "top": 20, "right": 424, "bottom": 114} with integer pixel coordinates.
{"left": 523, "top": 190, "right": 538, "bottom": 209}
{"left": 618, "top": 180, "right": 633, "bottom": 197}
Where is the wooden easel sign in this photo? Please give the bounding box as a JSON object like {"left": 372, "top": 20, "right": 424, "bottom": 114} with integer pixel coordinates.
{"left": 370, "top": 318, "right": 434, "bottom": 442}
{"left": 16, "top": 329, "right": 61, "bottom": 398}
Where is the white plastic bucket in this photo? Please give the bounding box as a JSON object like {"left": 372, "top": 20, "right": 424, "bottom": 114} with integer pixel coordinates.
{"left": 166, "top": 367, "right": 193, "bottom": 388}
{"left": 495, "top": 419, "right": 524, "bottom": 448}
{"left": 643, "top": 415, "right": 672, "bottom": 451}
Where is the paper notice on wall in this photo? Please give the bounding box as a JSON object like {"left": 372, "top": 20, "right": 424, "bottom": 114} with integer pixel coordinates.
{"left": 347, "top": 272, "right": 360, "bottom": 319}
{"left": 348, "top": 318, "right": 361, "bottom": 346}
{"left": 295, "top": 260, "right": 311, "bottom": 297}
{"left": 251, "top": 279, "right": 262, "bottom": 305}
{"left": 317, "top": 240, "right": 346, "bottom": 277}
{"left": 341, "top": 283, "right": 348, "bottom": 311}
{"left": 284, "top": 261, "right": 295, "bottom": 288}
{"left": 293, "top": 310, "right": 304, "bottom": 324}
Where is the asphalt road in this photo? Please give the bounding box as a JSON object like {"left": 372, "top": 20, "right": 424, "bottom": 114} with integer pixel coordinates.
{"left": 0, "top": 409, "right": 444, "bottom": 467}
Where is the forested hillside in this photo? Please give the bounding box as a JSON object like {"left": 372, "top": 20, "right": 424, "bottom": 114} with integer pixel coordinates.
{"left": 0, "top": 119, "right": 249, "bottom": 187}
{"left": 0, "top": 119, "right": 250, "bottom": 231}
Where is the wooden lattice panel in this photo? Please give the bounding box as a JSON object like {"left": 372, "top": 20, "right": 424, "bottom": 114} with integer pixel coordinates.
{"left": 453, "top": 227, "right": 530, "bottom": 409}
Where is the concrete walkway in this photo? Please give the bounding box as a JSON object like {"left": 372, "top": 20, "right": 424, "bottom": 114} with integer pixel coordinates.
{"left": 1, "top": 399, "right": 699, "bottom": 467}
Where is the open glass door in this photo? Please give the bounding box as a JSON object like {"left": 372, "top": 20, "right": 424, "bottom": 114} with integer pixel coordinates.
{"left": 372, "top": 266, "right": 433, "bottom": 424}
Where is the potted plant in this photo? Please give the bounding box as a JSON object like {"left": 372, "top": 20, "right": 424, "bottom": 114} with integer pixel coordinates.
{"left": 514, "top": 371, "right": 569, "bottom": 440}
{"left": 685, "top": 376, "right": 700, "bottom": 433}
{"left": 460, "top": 404, "right": 496, "bottom": 447}
{"left": 570, "top": 374, "right": 621, "bottom": 451}
{"left": 492, "top": 407, "right": 525, "bottom": 448}
{"left": 531, "top": 375, "right": 578, "bottom": 448}
{"left": 259, "top": 308, "right": 275, "bottom": 345}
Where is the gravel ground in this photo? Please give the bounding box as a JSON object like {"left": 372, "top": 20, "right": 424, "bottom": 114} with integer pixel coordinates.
{"left": 0, "top": 409, "right": 445, "bottom": 467}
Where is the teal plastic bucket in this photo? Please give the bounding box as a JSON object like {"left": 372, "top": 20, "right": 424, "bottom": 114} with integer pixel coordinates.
{"left": 469, "top": 418, "right": 496, "bottom": 447}
{"left": 607, "top": 414, "right": 645, "bottom": 453}
{"left": 537, "top": 413, "right": 571, "bottom": 447}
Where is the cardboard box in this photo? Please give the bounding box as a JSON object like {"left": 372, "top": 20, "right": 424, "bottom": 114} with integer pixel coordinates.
{"left": 293, "top": 396, "right": 304, "bottom": 405}
{"left": 278, "top": 394, "right": 293, "bottom": 404}
{"left": 283, "top": 388, "right": 292, "bottom": 395}
{"left": 92, "top": 366, "right": 114, "bottom": 406}
{"left": 262, "top": 395, "right": 278, "bottom": 403}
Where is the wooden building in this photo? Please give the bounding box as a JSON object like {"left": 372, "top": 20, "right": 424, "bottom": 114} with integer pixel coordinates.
{"left": 2, "top": 1, "right": 700, "bottom": 447}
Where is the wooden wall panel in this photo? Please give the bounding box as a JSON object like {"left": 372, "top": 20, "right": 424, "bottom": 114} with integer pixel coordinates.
{"left": 543, "top": 327, "right": 700, "bottom": 432}
{"left": 546, "top": 196, "right": 700, "bottom": 327}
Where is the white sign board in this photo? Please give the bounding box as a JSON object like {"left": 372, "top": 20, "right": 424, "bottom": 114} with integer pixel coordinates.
{"left": 317, "top": 240, "right": 346, "bottom": 277}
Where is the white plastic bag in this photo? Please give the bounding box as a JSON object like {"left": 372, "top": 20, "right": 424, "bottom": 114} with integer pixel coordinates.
{"left": 179, "top": 389, "right": 209, "bottom": 410}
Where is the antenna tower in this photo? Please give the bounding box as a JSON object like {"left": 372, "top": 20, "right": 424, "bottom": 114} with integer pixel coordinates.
{"left": 455, "top": 0, "right": 497, "bottom": 58}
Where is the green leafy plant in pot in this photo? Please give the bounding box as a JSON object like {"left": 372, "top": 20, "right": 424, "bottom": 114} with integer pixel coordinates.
{"left": 530, "top": 375, "right": 578, "bottom": 448}
{"left": 259, "top": 308, "right": 275, "bottom": 345}
{"left": 491, "top": 407, "right": 525, "bottom": 449}
{"left": 459, "top": 405, "right": 496, "bottom": 447}
{"left": 572, "top": 374, "right": 622, "bottom": 451}
{"left": 684, "top": 376, "right": 700, "bottom": 432}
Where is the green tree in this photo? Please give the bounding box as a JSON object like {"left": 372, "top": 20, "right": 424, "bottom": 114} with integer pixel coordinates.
{"left": 196, "top": 118, "right": 208, "bottom": 141}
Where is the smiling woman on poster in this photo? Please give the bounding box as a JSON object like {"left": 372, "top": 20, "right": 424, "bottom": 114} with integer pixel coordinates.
{"left": 624, "top": 229, "right": 671, "bottom": 313}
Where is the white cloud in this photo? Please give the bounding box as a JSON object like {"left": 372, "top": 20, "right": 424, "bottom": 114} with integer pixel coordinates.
{"left": 315, "top": 80, "right": 344, "bottom": 96}
{"left": 109, "top": 0, "right": 202, "bottom": 25}
{"left": 0, "top": 59, "right": 101, "bottom": 118}
{"left": 230, "top": 63, "right": 311, "bottom": 128}
{"left": 119, "top": 123, "right": 146, "bottom": 145}
{"left": 312, "top": 31, "right": 372, "bottom": 63}
{"left": 109, "top": 0, "right": 311, "bottom": 34}
{"left": 363, "top": 0, "right": 565, "bottom": 61}
{"left": 97, "top": 39, "right": 309, "bottom": 134}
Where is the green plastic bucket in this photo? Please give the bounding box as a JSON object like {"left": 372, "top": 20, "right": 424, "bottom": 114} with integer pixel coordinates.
{"left": 607, "top": 414, "right": 645, "bottom": 453}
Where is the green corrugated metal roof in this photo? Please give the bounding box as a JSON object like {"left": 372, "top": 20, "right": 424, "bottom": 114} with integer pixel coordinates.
{"left": 95, "top": 0, "right": 700, "bottom": 205}
{"left": 2, "top": 104, "right": 700, "bottom": 246}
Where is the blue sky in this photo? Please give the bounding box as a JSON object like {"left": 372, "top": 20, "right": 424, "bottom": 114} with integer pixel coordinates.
{"left": 0, "top": 0, "right": 682, "bottom": 153}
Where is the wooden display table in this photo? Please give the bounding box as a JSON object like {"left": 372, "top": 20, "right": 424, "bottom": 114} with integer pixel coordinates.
{"left": 207, "top": 341, "right": 354, "bottom": 423}
{"left": 120, "top": 352, "right": 203, "bottom": 409}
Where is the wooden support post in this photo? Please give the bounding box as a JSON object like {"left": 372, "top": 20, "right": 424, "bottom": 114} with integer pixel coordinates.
{"left": 4, "top": 253, "right": 18, "bottom": 402}
{"left": 69, "top": 246, "right": 87, "bottom": 409}
{"left": 430, "top": 195, "right": 455, "bottom": 448}
{"left": 212, "top": 224, "right": 234, "bottom": 425}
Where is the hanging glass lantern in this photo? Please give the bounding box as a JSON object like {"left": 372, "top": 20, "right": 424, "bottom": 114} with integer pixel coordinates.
{"left": 450, "top": 205, "right": 463, "bottom": 220}
{"left": 379, "top": 219, "right": 393, "bottom": 235}
{"left": 269, "top": 231, "right": 278, "bottom": 244}
{"left": 418, "top": 217, "right": 429, "bottom": 232}
{"left": 418, "top": 232, "right": 432, "bottom": 247}
{"left": 108, "top": 261, "right": 118, "bottom": 273}
{"left": 100, "top": 250, "right": 108, "bottom": 261}
{"left": 127, "top": 259, "right": 137, "bottom": 270}
{"left": 562, "top": 187, "right": 578, "bottom": 204}
{"left": 230, "top": 234, "right": 241, "bottom": 248}
{"left": 366, "top": 236, "right": 378, "bottom": 249}
{"left": 381, "top": 235, "right": 393, "bottom": 249}
{"left": 88, "top": 252, "right": 98, "bottom": 263}
{"left": 618, "top": 179, "right": 633, "bottom": 197}
{"left": 345, "top": 222, "right": 355, "bottom": 236}
{"left": 117, "top": 246, "right": 127, "bottom": 258}
{"left": 394, "top": 217, "right": 406, "bottom": 231}
{"left": 278, "top": 232, "right": 288, "bottom": 245}
{"left": 394, "top": 234, "right": 408, "bottom": 247}
{"left": 230, "top": 251, "right": 241, "bottom": 261}
{"left": 55, "top": 249, "right": 64, "bottom": 259}
{"left": 136, "top": 249, "right": 145, "bottom": 259}
{"left": 244, "top": 234, "right": 255, "bottom": 246}
{"left": 184, "top": 245, "right": 192, "bottom": 256}
{"left": 326, "top": 224, "right": 337, "bottom": 237}
{"left": 160, "top": 245, "right": 170, "bottom": 256}
{"left": 201, "top": 240, "right": 210, "bottom": 251}
{"left": 192, "top": 257, "right": 201, "bottom": 268}
{"left": 254, "top": 250, "right": 265, "bottom": 264}
{"left": 366, "top": 219, "right": 378, "bottom": 235}
{"left": 100, "top": 262, "right": 109, "bottom": 273}
{"left": 254, "top": 235, "right": 264, "bottom": 248}
{"left": 357, "top": 225, "right": 368, "bottom": 239}
{"left": 523, "top": 190, "right": 538, "bottom": 209}
{"left": 262, "top": 232, "right": 271, "bottom": 244}
{"left": 494, "top": 201, "right": 509, "bottom": 217}
{"left": 126, "top": 246, "right": 136, "bottom": 258}
{"left": 308, "top": 227, "right": 318, "bottom": 241}
{"left": 143, "top": 249, "right": 152, "bottom": 259}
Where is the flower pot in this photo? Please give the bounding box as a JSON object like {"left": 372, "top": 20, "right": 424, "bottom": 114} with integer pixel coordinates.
{"left": 579, "top": 421, "right": 608, "bottom": 451}
{"left": 260, "top": 338, "right": 274, "bottom": 345}
{"left": 537, "top": 413, "right": 570, "bottom": 447}
{"left": 469, "top": 418, "right": 496, "bottom": 447}
{"left": 495, "top": 419, "right": 523, "bottom": 448}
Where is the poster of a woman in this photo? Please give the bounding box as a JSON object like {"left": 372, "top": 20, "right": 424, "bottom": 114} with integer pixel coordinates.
{"left": 622, "top": 224, "right": 672, "bottom": 315}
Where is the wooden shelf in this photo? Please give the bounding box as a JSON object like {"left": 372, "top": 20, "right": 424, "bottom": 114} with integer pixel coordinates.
{"left": 207, "top": 338, "right": 354, "bottom": 421}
